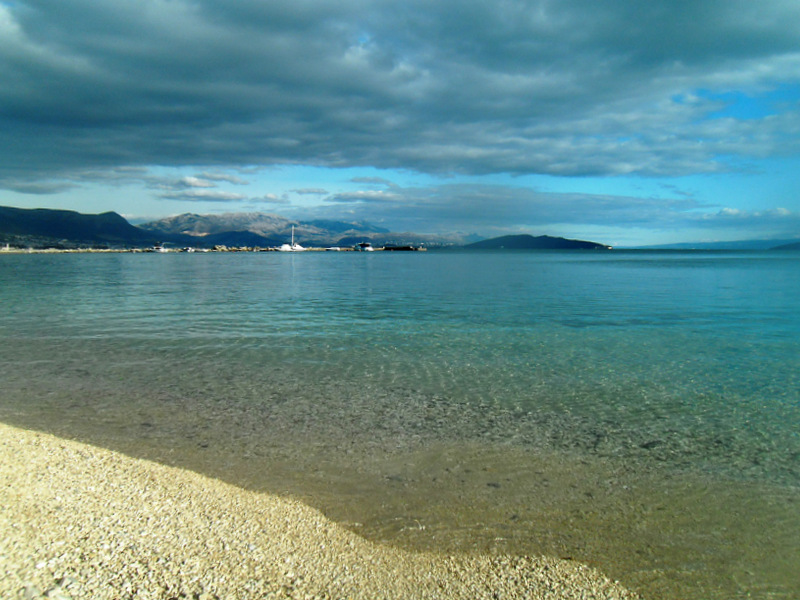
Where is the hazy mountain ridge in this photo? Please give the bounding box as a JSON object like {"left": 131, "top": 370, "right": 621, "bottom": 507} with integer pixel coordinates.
{"left": 139, "top": 212, "right": 290, "bottom": 237}
{"left": 140, "top": 213, "right": 391, "bottom": 246}
{"left": 633, "top": 238, "right": 800, "bottom": 250}
{"left": 138, "top": 213, "right": 477, "bottom": 247}
{"left": 772, "top": 240, "right": 800, "bottom": 251}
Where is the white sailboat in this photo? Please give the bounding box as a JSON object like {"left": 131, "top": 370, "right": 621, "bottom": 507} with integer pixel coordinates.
{"left": 278, "top": 226, "right": 306, "bottom": 252}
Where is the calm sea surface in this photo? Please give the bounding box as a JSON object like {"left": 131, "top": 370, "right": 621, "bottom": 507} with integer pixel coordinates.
{"left": 1, "top": 250, "right": 799, "bottom": 599}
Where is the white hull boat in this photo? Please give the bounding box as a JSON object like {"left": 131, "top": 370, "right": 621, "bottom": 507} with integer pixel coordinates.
{"left": 279, "top": 226, "right": 306, "bottom": 252}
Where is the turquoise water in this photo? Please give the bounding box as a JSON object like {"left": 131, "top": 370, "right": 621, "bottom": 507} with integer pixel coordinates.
{"left": 1, "top": 250, "right": 799, "bottom": 598}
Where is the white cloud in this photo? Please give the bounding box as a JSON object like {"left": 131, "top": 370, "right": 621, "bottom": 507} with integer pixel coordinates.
{"left": 327, "top": 189, "right": 402, "bottom": 204}
{"left": 710, "top": 206, "right": 797, "bottom": 223}
{"left": 178, "top": 176, "right": 217, "bottom": 188}
{"left": 198, "top": 172, "right": 249, "bottom": 185}
{"left": 718, "top": 208, "right": 743, "bottom": 216}
{"left": 159, "top": 189, "right": 248, "bottom": 202}
{"left": 252, "top": 193, "right": 290, "bottom": 204}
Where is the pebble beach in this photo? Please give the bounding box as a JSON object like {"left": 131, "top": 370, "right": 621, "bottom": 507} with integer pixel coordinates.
{"left": 1, "top": 423, "right": 640, "bottom": 600}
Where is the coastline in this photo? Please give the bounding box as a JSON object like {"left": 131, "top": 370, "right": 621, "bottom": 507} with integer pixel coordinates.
{"left": 0, "top": 422, "right": 639, "bottom": 600}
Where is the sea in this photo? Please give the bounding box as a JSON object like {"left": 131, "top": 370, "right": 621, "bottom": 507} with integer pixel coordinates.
{"left": 1, "top": 249, "right": 798, "bottom": 599}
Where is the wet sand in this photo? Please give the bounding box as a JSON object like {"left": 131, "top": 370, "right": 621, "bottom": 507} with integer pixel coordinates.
{"left": 0, "top": 422, "right": 639, "bottom": 599}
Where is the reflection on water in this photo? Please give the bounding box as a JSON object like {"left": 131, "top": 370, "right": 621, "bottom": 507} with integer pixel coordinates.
{"left": 1, "top": 250, "right": 799, "bottom": 599}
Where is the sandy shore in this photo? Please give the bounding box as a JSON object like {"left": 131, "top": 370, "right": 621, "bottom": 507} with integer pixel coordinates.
{"left": 1, "top": 423, "right": 639, "bottom": 600}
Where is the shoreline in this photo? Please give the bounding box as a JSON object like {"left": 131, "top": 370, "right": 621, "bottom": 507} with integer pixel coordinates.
{"left": 0, "top": 245, "right": 424, "bottom": 253}
{"left": 0, "top": 422, "right": 639, "bottom": 600}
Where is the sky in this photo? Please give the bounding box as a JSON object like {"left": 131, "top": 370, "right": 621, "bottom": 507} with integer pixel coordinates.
{"left": 2, "top": 0, "right": 800, "bottom": 246}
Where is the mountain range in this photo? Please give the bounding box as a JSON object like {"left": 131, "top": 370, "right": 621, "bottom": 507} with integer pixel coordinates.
{"left": 1, "top": 206, "right": 605, "bottom": 250}
{"left": 0, "top": 206, "right": 403, "bottom": 249}
{"left": 135, "top": 212, "right": 495, "bottom": 248}
{"left": 137, "top": 212, "right": 396, "bottom": 247}
{"left": 2, "top": 205, "right": 797, "bottom": 250}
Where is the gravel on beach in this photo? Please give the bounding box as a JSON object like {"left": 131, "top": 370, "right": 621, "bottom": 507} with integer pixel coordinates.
{"left": 0, "top": 423, "right": 640, "bottom": 600}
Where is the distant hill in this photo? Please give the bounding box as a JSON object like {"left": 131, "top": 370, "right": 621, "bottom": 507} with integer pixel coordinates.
{"left": 139, "top": 212, "right": 289, "bottom": 237}
{"left": 771, "top": 240, "right": 800, "bottom": 250}
{"left": 0, "top": 205, "right": 158, "bottom": 248}
{"left": 139, "top": 213, "right": 390, "bottom": 247}
{"left": 463, "top": 234, "right": 611, "bottom": 250}
{"left": 635, "top": 238, "right": 800, "bottom": 250}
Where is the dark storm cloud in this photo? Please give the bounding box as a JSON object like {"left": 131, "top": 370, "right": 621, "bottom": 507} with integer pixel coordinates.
{"left": 2, "top": 0, "right": 800, "bottom": 186}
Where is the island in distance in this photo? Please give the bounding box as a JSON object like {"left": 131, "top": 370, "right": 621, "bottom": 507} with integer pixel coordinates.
{"left": 463, "top": 234, "right": 611, "bottom": 250}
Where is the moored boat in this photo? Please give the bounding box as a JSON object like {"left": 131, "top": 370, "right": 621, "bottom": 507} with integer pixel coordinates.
{"left": 278, "top": 226, "right": 306, "bottom": 252}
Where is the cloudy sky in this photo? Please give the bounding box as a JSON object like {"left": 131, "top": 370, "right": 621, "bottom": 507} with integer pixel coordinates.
{"left": 2, "top": 0, "right": 800, "bottom": 245}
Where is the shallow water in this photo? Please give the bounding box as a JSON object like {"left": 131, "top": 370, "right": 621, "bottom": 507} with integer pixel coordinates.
{"left": 1, "top": 250, "right": 799, "bottom": 598}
